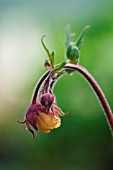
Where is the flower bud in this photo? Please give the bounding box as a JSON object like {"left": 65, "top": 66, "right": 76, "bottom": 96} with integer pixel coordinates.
{"left": 66, "top": 42, "right": 80, "bottom": 64}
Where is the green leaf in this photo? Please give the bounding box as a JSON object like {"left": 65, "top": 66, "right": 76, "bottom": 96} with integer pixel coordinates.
{"left": 54, "top": 62, "right": 66, "bottom": 73}
{"left": 50, "top": 51, "right": 55, "bottom": 68}
{"left": 41, "top": 35, "right": 51, "bottom": 57}
{"left": 41, "top": 35, "right": 54, "bottom": 68}
{"left": 76, "top": 25, "right": 90, "bottom": 49}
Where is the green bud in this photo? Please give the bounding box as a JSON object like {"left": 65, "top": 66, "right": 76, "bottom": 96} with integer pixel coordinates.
{"left": 65, "top": 25, "right": 90, "bottom": 64}
{"left": 66, "top": 42, "right": 80, "bottom": 64}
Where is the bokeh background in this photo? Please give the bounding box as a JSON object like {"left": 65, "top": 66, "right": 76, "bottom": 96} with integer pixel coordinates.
{"left": 0, "top": 0, "right": 113, "bottom": 169}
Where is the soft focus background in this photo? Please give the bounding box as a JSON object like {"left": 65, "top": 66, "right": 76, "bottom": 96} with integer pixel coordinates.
{"left": 0, "top": 0, "right": 113, "bottom": 170}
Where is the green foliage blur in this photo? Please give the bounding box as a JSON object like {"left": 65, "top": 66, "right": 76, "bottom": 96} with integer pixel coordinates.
{"left": 0, "top": 0, "right": 113, "bottom": 170}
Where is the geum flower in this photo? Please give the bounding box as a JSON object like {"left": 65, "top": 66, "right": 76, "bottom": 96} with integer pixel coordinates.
{"left": 17, "top": 93, "right": 66, "bottom": 138}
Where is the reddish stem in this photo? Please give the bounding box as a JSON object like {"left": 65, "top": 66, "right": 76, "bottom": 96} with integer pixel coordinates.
{"left": 64, "top": 64, "right": 113, "bottom": 132}
{"left": 31, "top": 71, "right": 50, "bottom": 104}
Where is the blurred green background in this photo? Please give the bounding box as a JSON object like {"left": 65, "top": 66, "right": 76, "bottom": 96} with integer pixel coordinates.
{"left": 0, "top": 0, "right": 113, "bottom": 170}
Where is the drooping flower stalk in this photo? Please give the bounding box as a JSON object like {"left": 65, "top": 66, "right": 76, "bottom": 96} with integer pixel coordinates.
{"left": 18, "top": 25, "right": 113, "bottom": 138}
{"left": 64, "top": 64, "right": 113, "bottom": 132}
{"left": 31, "top": 63, "right": 113, "bottom": 133}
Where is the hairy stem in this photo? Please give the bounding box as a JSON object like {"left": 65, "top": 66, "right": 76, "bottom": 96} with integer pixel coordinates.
{"left": 63, "top": 64, "right": 113, "bottom": 132}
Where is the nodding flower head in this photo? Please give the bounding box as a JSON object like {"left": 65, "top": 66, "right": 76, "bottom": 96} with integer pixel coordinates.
{"left": 17, "top": 92, "right": 66, "bottom": 138}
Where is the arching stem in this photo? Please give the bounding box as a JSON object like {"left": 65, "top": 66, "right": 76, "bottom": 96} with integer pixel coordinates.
{"left": 63, "top": 64, "right": 113, "bottom": 132}
{"left": 50, "top": 63, "right": 113, "bottom": 132}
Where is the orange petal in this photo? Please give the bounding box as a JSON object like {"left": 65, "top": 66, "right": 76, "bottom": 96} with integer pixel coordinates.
{"left": 36, "top": 112, "right": 61, "bottom": 133}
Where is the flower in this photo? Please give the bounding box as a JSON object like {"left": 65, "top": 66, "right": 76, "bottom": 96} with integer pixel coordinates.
{"left": 17, "top": 93, "right": 66, "bottom": 138}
